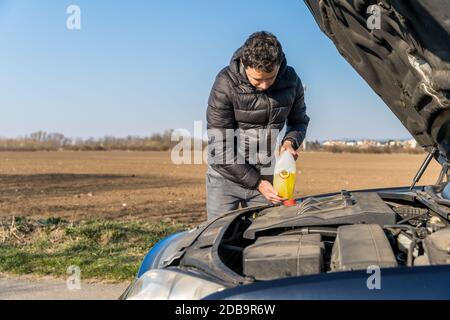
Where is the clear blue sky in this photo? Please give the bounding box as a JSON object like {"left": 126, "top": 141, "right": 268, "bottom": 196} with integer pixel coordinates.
{"left": 0, "top": 0, "right": 411, "bottom": 141}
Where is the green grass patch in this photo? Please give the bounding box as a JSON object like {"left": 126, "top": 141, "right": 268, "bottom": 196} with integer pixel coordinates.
{"left": 0, "top": 217, "right": 188, "bottom": 282}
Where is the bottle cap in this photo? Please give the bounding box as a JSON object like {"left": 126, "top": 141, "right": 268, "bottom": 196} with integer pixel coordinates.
{"left": 283, "top": 199, "right": 297, "bottom": 206}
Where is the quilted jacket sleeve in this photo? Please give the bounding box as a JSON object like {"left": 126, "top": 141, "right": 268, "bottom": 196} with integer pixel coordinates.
{"left": 206, "top": 70, "right": 261, "bottom": 189}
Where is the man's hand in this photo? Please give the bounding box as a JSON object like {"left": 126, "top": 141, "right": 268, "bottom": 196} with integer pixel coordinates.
{"left": 280, "top": 140, "right": 298, "bottom": 160}
{"left": 257, "top": 180, "right": 286, "bottom": 204}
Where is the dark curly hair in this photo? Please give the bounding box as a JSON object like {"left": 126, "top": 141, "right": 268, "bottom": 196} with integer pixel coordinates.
{"left": 241, "top": 31, "right": 283, "bottom": 73}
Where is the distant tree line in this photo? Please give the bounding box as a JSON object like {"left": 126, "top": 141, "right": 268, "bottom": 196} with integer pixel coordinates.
{"left": 0, "top": 131, "right": 424, "bottom": 154}
{"left": 0, "top": 130, "right": 181, "bottom": 151}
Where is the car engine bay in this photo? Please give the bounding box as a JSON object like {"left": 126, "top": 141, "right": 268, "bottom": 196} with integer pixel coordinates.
{"left": 211, "top": 181, "right": 450, "bottom": 283}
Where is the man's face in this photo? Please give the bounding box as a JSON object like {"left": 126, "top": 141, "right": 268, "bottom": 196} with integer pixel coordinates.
{"left": 245, "top": 65, "right": 280, "bottom": 91}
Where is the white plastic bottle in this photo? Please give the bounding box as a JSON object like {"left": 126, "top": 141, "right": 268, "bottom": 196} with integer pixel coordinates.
{"left": 273, "top": 151, "right": 297, "bottom": 205}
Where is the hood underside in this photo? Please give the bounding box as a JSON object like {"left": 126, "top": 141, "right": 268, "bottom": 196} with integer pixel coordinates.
{"left": 304, "top": 0, "right": 450, "bottom": 164}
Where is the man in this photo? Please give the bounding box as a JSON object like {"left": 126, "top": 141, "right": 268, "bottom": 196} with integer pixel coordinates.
{"left": 206, "top": 31, "right": 310, "bottom": 220}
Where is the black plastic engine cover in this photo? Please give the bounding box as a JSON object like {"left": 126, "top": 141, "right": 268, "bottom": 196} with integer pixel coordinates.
{"left": 243, "top": 234, "right": 323, "bottom": 281}
{"left": 331, "top": 224, "right": 397, "bottom": 271}
{"left": 244, "top": 192, "right": 396, "bottom": 240}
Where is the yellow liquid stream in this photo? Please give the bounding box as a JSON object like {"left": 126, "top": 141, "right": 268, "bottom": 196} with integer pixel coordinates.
{"left": 273, "top": 170, "right": 296, "bottom": 200}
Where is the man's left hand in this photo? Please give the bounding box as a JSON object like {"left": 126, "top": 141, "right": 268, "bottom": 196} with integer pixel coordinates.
{"left": 280, "top": 140, "right": 299, "bottom": 160}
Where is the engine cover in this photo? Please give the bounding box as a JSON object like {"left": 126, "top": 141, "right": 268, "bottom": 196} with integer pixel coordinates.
{"left": 243, "top": 234, "right": 323, "bottom": 281}
{"left": 331, "top": 224, "right": 398, "bottom": 272}
{"left": 244, "top": 192, "right": 396, "bottom": 240}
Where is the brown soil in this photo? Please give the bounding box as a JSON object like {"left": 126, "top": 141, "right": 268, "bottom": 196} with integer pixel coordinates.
{"left": 0, "top": 151, "right": 442, "bottom": 225}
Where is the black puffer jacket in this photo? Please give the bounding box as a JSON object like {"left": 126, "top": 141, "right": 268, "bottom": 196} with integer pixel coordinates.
{"left": 206, "top": 47, "right": 310, "bottom": 189}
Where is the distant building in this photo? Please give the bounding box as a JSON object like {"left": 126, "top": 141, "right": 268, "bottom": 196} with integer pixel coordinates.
{"left": 318, "top": 138, "right": 418, "bottom": 150}
{"left": 403, "top": 139, "right": 418, "bottom": 149}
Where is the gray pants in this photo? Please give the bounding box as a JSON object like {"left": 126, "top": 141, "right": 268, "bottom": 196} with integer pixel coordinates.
{"left": 206, "top": 166, "right": 271, "bottom": 220}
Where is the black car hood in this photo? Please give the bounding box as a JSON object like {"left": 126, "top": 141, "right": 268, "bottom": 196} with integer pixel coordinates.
{"left": 304, "top": 0, "right": 450, "bottom": 164}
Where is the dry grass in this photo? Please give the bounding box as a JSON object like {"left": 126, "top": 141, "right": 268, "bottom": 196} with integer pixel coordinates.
{"left": 0, "top": 216, "right": 186, "bottom": 281}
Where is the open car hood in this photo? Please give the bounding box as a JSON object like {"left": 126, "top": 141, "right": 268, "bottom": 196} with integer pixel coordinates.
{"left": 304, "top": 0, "right": 450, "bottom": 164}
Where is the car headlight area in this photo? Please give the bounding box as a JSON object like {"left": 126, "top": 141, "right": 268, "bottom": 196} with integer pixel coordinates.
{"left": 124, "top": 268, "right": 225, "bottom": 300}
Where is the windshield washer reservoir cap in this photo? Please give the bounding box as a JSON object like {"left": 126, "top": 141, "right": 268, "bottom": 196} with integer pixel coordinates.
{"left": 283, "top": 199, "right": 297, "bottom": 206}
